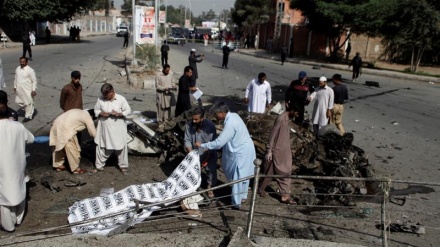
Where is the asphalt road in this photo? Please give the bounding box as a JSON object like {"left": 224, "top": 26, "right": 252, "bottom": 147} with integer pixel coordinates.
{"left": 1, "top": 35, "right": 439, "bottom": 246}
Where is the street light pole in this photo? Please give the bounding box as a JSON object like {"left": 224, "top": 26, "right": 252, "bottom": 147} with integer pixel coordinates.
{"left": 132, "top": 0, "right": 136, "bottom": 66}
{"left": 188, "top": 0, "right": 192, "bottom": 27}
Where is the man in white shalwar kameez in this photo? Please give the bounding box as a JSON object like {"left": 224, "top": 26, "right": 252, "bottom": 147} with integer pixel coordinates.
{"left": 14, "top": 57, "right": 37, "bottom": 122}
{"left": 307, "top": 76, "right": 334, "bottom": 137}
{"left": 0, "top": 93, "right": 34, "bottom": 232}
{"left": 196, "top": 102, "right": 256, "bottom": 209}
{"left": 94, "top": 83, "right": 131, "bottom": 175}
{"left": 0, "top": 58, "right": 5, "bottom": 89}
{"left": 244, "top": 72, "right": 272, "bottom": 114}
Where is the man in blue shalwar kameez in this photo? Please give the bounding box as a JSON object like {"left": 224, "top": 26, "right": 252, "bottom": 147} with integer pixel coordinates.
{"left": 195, "top": 102, "right": 256, "bottom": 209}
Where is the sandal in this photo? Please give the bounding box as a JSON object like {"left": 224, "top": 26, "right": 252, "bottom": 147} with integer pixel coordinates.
{"left": 280, "top": 197, "right": 297, "bottom": 205}
{"left": 120, "top": 168, "right": 129, "bottom": 175}
{"left": 258, "top": 191, "right": 268, "bottom": 198}
{"left": 207, "top": 190, "right": 214, "bottom": 199}
{"left": 92, "top": 168, "right": 104, "bottom": 173}
{"left": 55, "top": 166, "right": 66, "bottom": 172}
{"left": 72, "top": 168, "right": 87, "bottom": 174}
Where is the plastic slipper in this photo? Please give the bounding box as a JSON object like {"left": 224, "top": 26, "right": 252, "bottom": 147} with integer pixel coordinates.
{"left": 120, "top": 168, "right": 128, "bottom": 175}
{"left": 55, "top": 166, "right": 66, "bottom": 172}
{"left": 280, "top": 197, "right": 297, "bottom": 205}
{"left": 92, "top": 168, "right": 104, "bottom": 173}
{"left": 72, "top": 168, "right": 87, "bottom": 174}
{"left": 258, "top": 191, "right": 268, "bottom": 198}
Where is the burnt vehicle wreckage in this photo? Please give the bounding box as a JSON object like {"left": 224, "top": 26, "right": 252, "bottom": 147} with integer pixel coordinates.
{"left": 124, "top": 104, "right": 377, "bottom": 207}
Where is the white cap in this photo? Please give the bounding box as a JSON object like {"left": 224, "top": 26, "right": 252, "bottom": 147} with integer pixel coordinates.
{"left": 319, "top": 76, "right": 327, "bottom": 82}
{"left": 191, "top": 48, "right": 196, "bottom": 52}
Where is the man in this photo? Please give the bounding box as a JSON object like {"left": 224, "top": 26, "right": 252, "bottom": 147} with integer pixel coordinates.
{"left": 331, "top": 74, "right": 349, "bottom": 136}
{"left": 122, "top": 31, "right": 129, "bottom": 49}
{"left": 60, "top": 71, "right": 83, "bottom": 112}
{"left": 22, "top": 33, "right": 32, "bottom": 61}
{"left": 244, "top": 72, "right": 272, "bottom": 114}
{"left": 307, "top": 76, "right": 334, "bottom": 137}
{"left": 281, "top": 45, "right": 288, "bottom": 65}
{"left": 188, "top": 49, "right": 204, "bottom": 84}
{"left": 14, "top": 57, "right": 37, "bottom": 123}
{"left": 45, "top": 26, "right": 51, "bottom": 44}
{"left": 175, "top": 66, "right": 196, "bottom": 117}
{"left": 195, "top": 102, "right": 256, "bottom": 209}
{"left": 221, "top": 42, "right": 231, "bottom": 69}
{"left": 0, "top": 92, "right": 34, "bottom": 232}
{"left": 155, "top": 64, "right": 176, "bottom": 122}
{"left": 258, "top": 108, "right": 297, "bottom": 205}
{"left": 50, "top": 109, "right": 96, "bottom": 174}
{"left": 0, "top": 90, "right": 18, "bottom": 121}
{"left": 349, "top": 52, "right": 362, "bottom": 82}
{"left": 160, "top": 41, "right": 170, "bottom": 66}
{"left": 184, "top": 108, "right": 218, "bottom": 198}
{"left": 285, "top": 71, "right": 314, "bottom": 126}
{"left": 94, "top": 83, "right": 131, "bottom": 175}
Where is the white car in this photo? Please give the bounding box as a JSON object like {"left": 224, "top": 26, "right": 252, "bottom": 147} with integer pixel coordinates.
{"left": 116, "top": 26, "right": 129, "bottom": 37}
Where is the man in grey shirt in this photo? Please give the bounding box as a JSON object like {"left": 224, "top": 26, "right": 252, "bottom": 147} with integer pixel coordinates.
{"left": 184, "top": 107, "right": 217, "bottom": 198}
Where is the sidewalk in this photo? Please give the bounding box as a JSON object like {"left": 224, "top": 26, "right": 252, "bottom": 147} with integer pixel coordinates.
{"left": 238, "top": 48, "right": 440, "bottom": 84}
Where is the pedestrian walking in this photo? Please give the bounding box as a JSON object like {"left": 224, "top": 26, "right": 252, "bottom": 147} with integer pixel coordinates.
{"left": 0, "top": 93, "right": 34, "bottom": 232}
{"left": 349, "top": 52, "right": 362, "bottom": 82}
{"left": 331, "top": 74, "right": 348, "bottom": 135}
{"left": 45, "top": 27, "right": 51, "bottom": 44}
{"left": 14, "top": 57, "right": 37, "bottom": 122}
{"left": 195, "top": 102, "right": 256, "bottom": 209}
{"left": 22, "top": 33, "right": 32, "bottom": 61}
{"left": 307, "top": 76, "right": 334, "bottom": 137}
{"left": 244, "top": 72, "right": 272, "bottom": 114}
{"left": 60, "top": 71, "right": 83, "bottom": 112}
{"left": 221, "top": 42, "right": 231, "bottom": 69}
{"left": 155, "top": 64, "right": 176, "bottom": 122}
{"left": 258, "top": 108, "right": 297, "bottom": 205}
{"left": 93, "top": 83, "right": 131, "bottom": 175}
{"left": 281, "top": 45, "right": 287, "bottom": 65}
{"left": 29, "top": 29, "right": 36, "bottom": 46}
{"left": 160, "top": 41, "right": 170, "bottom": 66}
{"left": 122, "top": 31, "right": 129, "bottom": 48}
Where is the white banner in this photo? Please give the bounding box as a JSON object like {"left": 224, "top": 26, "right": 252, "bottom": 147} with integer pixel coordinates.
{"left": 135, "top": 6, "right": 155, "bottom": 45}
{"left": 159, "top": 11, "right": 166, "bottom": 24}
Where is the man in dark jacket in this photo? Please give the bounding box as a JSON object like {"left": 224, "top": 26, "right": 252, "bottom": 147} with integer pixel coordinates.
{"left": 175, "top": 66, "right": 197, "bottom": 117}
{"left": 285, "top": 71, "right": 314, "bottom": 126}
{"left": 349, "top": 52, "right": 362, "bottom": 82}
{"left": 22, "top": 33, "right": 32, "bottom": 61}
{"left": 222, "top": 42, "right": 231, "bottom": 69}
{"left": 160, "top": 41, "right": 170, "bottom": 66}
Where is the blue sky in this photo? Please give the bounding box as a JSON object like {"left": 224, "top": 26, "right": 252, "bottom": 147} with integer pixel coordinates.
{"left": 114, "top": 0, "right": 235, "bottom": 16}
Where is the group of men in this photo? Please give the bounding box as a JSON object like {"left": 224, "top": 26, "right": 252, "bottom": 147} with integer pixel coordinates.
{"left": 0, "top": 60, "right": 135, "bottom": 231}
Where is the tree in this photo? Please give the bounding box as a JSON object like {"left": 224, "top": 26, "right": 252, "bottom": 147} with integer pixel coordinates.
{"left": 290, "top": 0, "right": 390, "bottom": 62}
{"left": 0, "top": 0, "right": 100, "bottom": 22}
{"left": 231, "top": 0, "right": 272, "bottom": 34}
{"left": 380, "top": 0, "right": 440, "bottom": 72}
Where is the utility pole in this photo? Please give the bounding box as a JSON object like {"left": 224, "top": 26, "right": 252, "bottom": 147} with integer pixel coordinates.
{"left": 132, "top": 0, "right": 136, "bottom": 66}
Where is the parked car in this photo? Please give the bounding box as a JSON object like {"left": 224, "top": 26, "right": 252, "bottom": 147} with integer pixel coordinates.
{"left": 116, "top": 26, "right": 129, "bottom": 37}
{"left": 167, "top": 34, "right": 186, "bottom": 45}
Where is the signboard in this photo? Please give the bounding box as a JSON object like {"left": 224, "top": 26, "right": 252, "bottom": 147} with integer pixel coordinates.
{"left": 135, "top": 6, "right": 155, "bottom": 45}
{"left": 159, "top": 11, "right": 166, "bottom": 24}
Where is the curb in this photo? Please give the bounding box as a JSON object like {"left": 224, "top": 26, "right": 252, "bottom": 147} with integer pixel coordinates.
{"left": 239, "top": 50, "right": 439, "bottom": 83}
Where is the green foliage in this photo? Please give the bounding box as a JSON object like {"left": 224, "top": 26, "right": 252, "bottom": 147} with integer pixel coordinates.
{"left": 380, "top": 0, "right": 440, "bottom": 71}
{"left": 136, "top": 44, "right": 160, "bottom": 74}
{"left": 0, "top": 0, "right": 100, "bottom": 22}
{"left": 231, "top": 0, "right": 272, "bottom": 29}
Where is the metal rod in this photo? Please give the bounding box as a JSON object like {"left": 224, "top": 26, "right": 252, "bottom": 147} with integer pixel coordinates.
{"left": 246, "top": 158, "right": 262, "bottom": 238}
{"left": 381, "top": 181, "right": 388, "bottom": 247}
